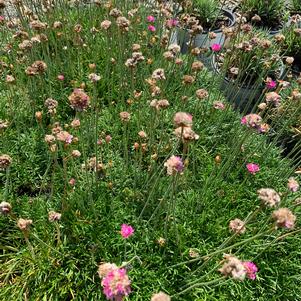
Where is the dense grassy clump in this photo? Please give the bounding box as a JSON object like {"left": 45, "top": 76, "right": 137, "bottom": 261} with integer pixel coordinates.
{"left": 0, "top": 1, "right": 301, "bottom": 300}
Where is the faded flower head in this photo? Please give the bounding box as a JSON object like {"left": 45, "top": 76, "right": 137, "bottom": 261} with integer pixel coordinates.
{"left": 0, "top": 201, "right": 12, "bottom": 215}
{"left": 151, "top": 292, "right": 171, "bottom": 301}
{"left": 272, "top": 208, "right": 296, "bottom": 229}
{"left": 219, "top": 254, "right": 246, "bottom": 281}
{"left": 288, "top": 177, "right": 299, "bottom": 192}
{"left": 48, "top": 211, "right": 62, "bottom": 222}
{"left": 152, "top": 68, "right": 166, "bottom": 80}
{"left": 68, "top": 89, "right": 90, "bottom": 111}
{"left": 173, "top": 112, "right": 193, "bottom": 128}
{"left": 229, "top": 218, "right": 246, "bottom": 234}
{"left": 44, "top": 98, "right": 58, "bottom": 114}
{"left": 119, "top": 111, "right": 131, "bottom": 122}
{"left": 101, "top": 268, "right": 131, "bottom": 300}
{"left": 174, "top": 127, "right": 199, "bottom": 142}
{"left": 56, "top": 131, "right": 73, "bottom": 144}
{"left": 98, "top": 262, "right": 118, "bottom": 278}
{"left": 17, "top": 218, "right": 32, "bottom": 231}
{"left": 241, "top": 114, "right": 262, "bottom": 129}
{"left": 196, "top": 89, "right": 208, "bottom": 99}
{"left": 257, "top": 188, "right": 281, "bottom": 207}
{"left": 116, "top": 16, "right": 130, "bottom": 32}
{"left": 101, "top": 20, "right": 112, "bottom": 30}
{"left": 265, "top": 91, "right": 281, "bottom": 107}
{"left": 88, "top": 73, "right": 101, "bottom": 82}
{"left": 164, "top": 155, "right": 184, "bottom": 176}
{"left": 0, "top": 154, "right": 12, "bottom": 170}
{"left": 0, "top": 120, "right": 9, "bottom": 131}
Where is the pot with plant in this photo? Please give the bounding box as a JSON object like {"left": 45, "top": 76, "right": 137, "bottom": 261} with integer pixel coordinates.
{"left": 171, "top": 0, "right": 235, "bottom": 65}
{"left": 239, "top": 0, "right": 288, "bottom": 35}
{"left": 211, "top": 28, "right": 285, "bottom": 111}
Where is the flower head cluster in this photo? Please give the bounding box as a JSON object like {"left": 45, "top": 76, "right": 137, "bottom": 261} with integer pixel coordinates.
{"left": 150, "top": 99, "right": 170, "bottom": 110}
{"left": 68, "top": 89, "right": 90, "bottom": 111}
{"left": 125, "top": 52, "right": 145, "bottom": 68}
{"left": 48, "top": 211, "right": 62, "bottom": 222}
{"left": 272, "top": 208, "right": 296, "bottom": 229}
{"left": 44, "top": 98, "right": 58, "bottom": 115}
{"left": 219, "top": 254, "right": 258, "bottom": 281}
{"left": 101, "top": 267, "right": 131, "bottom": 300}
{"left": 257, "top": 188, "right": 281, "bottom": 207}
{"left": 120, "top": 224, "right": 134, "bottom": 239}
{"left": 246, "top": 163, "right": 260, "bottom": 175}
{"left": 151, "top": 292, "right": 171, "bottom": 301}
{"left": 243, "top": 261, "right": 258, "bottom": 280}
{"left": 0, "top": 154, "right": 12, "bottom": 170}
{"left": 241, "top": 114, "right": 262, "bottom": 130}
{"left": 17, "top": 218, "right": 32, "bottom": 231}
{"left": 229, "top": 218, "right": 246, "bottom": 234}
{"left": 164, "top": 155, "right": 184, "bottom": 176}
{"left": 25, "top": 60, "right": 47, "bottom": 76}
{"left": 219, "top": 255, "right": 247, "bottom": 281}
{"left": 265, "top": 91, "right": 281, "bottom": 107}
{"left": 173, "top": 112, "right": 199, "bottom": 143}
{"left": 0, "top": 201, "right": 12, "bottom": 215}
{"left": 288, "top": 177, "right": 299, "bottom": 192}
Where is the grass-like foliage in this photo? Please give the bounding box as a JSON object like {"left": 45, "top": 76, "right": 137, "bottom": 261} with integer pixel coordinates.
{"left": 0, "top": 1, "right": 301, "bottom": 300}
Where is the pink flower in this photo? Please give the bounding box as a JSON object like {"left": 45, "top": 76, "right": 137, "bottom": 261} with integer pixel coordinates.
{"left": 266, "top": 78, "right": 276, "bottom": 90}
{"left": 147, "top": 15, "right": 155, "bottom": 22}
{"left": 101, "top": 268, "right": 131, "bottom": 300}
{"left": 0, "top": 16, "right": 5, "bottom": 22}
{"left": 166, "top": 19, "right": 178, "bottom": 28}
{"left": 57, "top": 74, "right": 65, "bottom": 81}
{"left": 120, "top": 224, "right": 134, "bottom": 239}
{"left": 246, "top": 163, "right": 260, "bottom": 175}
{"left": 105, "top": 135, "right": 112, "bottom": 143}
{"left": 164, "top": 156, "right": 184, "bottom": 176}
{"left": 69, "top": 178, "right": 76, "bottom": 186}
{"left": 148, "top": 25, "right": 156, "bottom": 32}
{"left": 243, "top": 261, "right": 258, "bottom": 280}
{"left": 211, "top": 43, "right": 221, "bottom": 52}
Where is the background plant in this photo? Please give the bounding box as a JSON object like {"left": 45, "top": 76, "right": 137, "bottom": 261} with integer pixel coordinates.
{"left": 240, "top": 0, "right": 287, "bottom": 29}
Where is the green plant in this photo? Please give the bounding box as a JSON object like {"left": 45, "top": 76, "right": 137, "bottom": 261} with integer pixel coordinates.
{"left": 216, "top": 29, "right": 283, "bottom": 87}
{"left": 292, "top": 0, "right": 301, "bottom": 12}
{"left": 282, "top": 20, "right": 301, "bottom": 62}
{"left": 0, "top": 0, "right": 301, "bottom": 301}
{"left": 240, "top": 0, "right": 286, "bottom": 29}
{"left": 193, "top": 0, "right": 220, "bottom": 29}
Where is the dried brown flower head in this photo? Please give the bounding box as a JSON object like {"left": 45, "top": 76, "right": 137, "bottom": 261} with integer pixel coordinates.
{"left": 229, "top": 218, "right": 246, "bottom": 234}
{"left": 0, "top": 201, "right": 12, "bottom": 215}
{"left": 0, "top": 154, "right": 12, "bottom": 169}
{"left": 272, "top": 208, "right": 296, "bottom": 229}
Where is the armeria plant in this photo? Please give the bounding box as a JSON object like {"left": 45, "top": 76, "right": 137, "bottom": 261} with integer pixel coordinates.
{"left": 240, "top": 0, "right": 287, "bottom": 30}
{"left": 0, "top": 0, "right": 301, "bottom": 300}
{"left": 215, "top": 26, "right": 284, "bottom": 89}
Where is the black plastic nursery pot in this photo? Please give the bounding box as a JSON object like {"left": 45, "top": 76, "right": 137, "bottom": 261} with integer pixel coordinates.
{"left": 170, "top": 9, "right": 236, "bottom": 67}
{"left": 211, "top": 54, "right": 286, "bottom": 112}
